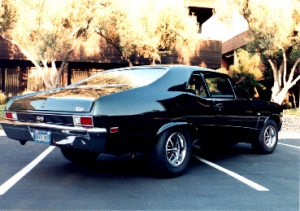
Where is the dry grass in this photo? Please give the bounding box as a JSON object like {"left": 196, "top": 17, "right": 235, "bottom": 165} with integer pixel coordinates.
{"left": 283, "top": 108, "right": 300, "bottom": 116}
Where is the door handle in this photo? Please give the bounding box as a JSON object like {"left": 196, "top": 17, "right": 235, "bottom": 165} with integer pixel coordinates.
{"left": 215, "top": 103, "right": 224, "bottom": 111}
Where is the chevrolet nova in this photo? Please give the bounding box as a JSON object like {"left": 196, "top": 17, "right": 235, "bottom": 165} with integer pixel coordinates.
{"left": 0, "top": 65, "right": 282, "bottom": 177}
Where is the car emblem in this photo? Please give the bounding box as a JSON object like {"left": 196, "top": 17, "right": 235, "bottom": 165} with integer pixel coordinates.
{"left": 76, "top": 107, "right": 84, "bottom": 111}
{"left": 41, "top": 103, "right": 45, "bottom": 108}
{"left": 36, "top": 116, "right": 44, "bottom": 122}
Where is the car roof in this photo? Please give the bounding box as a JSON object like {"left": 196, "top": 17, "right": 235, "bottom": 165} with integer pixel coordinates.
{"left": 103, "top": 64, "right": 222, "bottom": 76}
{"left": 123, "top": 65, "right": 216, "bottom": 72}
{"left": 127, "top": 65, "right": 224, "bottom": 92}
{"left": 90, "top": 65, "right": 227, "bottom": 92}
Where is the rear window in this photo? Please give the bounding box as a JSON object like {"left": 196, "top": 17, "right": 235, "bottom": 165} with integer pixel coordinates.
{"left": 74, "top": 68, "right": 168, "bottom": 87}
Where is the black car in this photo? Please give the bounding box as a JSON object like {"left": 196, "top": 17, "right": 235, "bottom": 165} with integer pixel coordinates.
{"left": 0, "top": 65, "right": 282, "bottom": 177}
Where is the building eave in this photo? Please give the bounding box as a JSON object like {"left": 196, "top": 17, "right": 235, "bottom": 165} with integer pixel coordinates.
{"left": 222, "top": 30, "right": 249, "bottom": 54}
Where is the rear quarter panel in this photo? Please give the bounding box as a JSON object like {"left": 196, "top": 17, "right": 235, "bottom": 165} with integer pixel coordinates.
{"left": 252, "top": 100, "right": 282, "bottom": 130}
{"left": 91, "top": 67, "right": 194, "bottom": 137}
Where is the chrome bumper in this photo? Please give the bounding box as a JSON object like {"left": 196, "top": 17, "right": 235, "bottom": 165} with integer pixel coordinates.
{"left": 0, "top": 120, "right": 107, "bottom": 152}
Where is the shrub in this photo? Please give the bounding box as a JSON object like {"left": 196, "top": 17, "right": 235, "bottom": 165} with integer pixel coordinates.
{"left": 0, "top": 91, "right": 6, "bottom": 105}
{"left": 282, "top": 102, "right": 293, "bottom": 109}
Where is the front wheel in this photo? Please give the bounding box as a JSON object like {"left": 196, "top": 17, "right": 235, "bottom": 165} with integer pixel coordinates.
{"left": 60, "top": 148, "right": 100, "bottom": 164}
{"left": 251, "top": 119, "right": 278, "bottom": 154}
{"left": 147, "top": 128, "right": 191, "bottom": 178}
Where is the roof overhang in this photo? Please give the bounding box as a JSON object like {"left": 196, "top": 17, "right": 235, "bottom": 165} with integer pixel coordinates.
{"left": 222, "top": 30, "right": 249, "bottom": 54}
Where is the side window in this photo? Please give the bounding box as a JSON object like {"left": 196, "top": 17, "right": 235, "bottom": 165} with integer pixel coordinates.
{"left": 204, "top": 74, "right": 235, "bottom": 98}
{"left": 187, "top": 74, "right": 208, "bottom": 98}
{"left": 235, "top": 84, "right": 250, "bottom": 99}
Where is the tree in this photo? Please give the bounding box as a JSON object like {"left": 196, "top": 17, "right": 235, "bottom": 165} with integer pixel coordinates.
{"left": 1, "top": 0, "right": 102, "bottom": 89}
{"left": 218, "top": 49, "right": 264, "bottom": 98}
{"left": 94, "top": 0, "right": 199, "bottom": 65}
{"left": 0, "top": 1, "right": 2, "bottom": 18}
{"left": 0, "top": 1, "right": 5, "bottom": 32}
{"left": 93, "top": 0, "right": 138, "bottom": 66}
{"left": 216, "top": 0, "right": 300, "bottom": 105}
{"left": 1, "top": 0, "right": 198, "bottom": 89}
{"left": 134, "top": 0, "right": 199, "bottom": 65}
{"left": 0, "top": 0, "right": 17, "bottom": 35}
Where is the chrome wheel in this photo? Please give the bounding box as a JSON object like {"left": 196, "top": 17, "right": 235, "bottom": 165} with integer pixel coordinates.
{"left": 252, "top": 119, "right": 278, "bottom": 154}
{"left": 147, "top": 128, "right": 191, "bottom": 177}
{"left": 263, "top": 125, "right": 277, "bottom": 148}
{"left": 165, "top": 132, "right": 187, "bottom": 167}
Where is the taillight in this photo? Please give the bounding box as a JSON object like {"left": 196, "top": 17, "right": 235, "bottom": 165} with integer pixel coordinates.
{"left": 4, "top": 111, "right": 18, "bottom": 120}
{"left": 73, "top": 116, "right": 93, "bottom": 127}
{"left": 110, "top": 127, "right": 119, "bottom": 133}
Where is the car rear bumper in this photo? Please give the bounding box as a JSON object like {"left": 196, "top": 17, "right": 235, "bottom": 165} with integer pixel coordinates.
{"left": 0, "top": 120, "right": 107, "bottom": 152}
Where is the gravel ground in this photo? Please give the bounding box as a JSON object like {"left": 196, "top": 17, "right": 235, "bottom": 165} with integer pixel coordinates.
{"left": 281, "top": 114, "right": 300, "bottom": 133}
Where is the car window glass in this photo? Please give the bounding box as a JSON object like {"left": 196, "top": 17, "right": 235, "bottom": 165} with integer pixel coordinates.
{"left": 187, "top": 74, "right": 208, "bottom": 98}
{"left": 235, "top": 84, "right": 250, "bottom": 99}
{"left": 204, "top": 74, "right": 235, "bottom": 98}
{"left": 75, "top": 68, "right": 168, "bottom": 87}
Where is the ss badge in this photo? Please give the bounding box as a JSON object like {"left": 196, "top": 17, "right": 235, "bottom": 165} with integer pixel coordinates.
{"left": 36, "top": 116, "right": 44, "bottom": 122}
{"left": 76, "top": 107, "right": 84, "bottom": 111}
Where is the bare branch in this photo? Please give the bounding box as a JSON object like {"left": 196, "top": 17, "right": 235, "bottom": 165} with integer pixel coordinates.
{"left": 282, "top": 49, "right": 287, "bottom": 86}
{"left": 55, "top": 48, "right": 74, "bottom": 87}
{"left": 288, "top": 75, "right": 300, "bottom": 90}
{"left": 268, "top": 58, "right": 279, "bottom": 87}
{"left": 287, "top": 57, "right": 300, "bottom": 84}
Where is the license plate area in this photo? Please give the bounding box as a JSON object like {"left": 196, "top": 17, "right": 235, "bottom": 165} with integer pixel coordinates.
{"left": 33, "top": 129, "right": 52, "bottom": 145}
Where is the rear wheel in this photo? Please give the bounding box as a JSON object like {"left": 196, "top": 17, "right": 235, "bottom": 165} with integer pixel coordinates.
{"left": 60, "top": 148, "right": 100, "bottom": 164}
{"left": 147, "top": 128, "right": 191, "bottom": 177}
{"left": 251, "top": 119, "right": 278, "bottom": 154}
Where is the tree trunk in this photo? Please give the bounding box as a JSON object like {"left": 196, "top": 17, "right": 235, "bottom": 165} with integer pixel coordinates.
{"left": 41, "top": 60, "right": 54, "bottom": 89}
{"left": 149, "top": 57, "right": 156, "bottom": 65}
{"left": 124, "top": 57, "right": 133, "bottom": 67}
{"left": 290, "top": 90, "right": 297, "bottom": 108}
{"left": 54, "top": 49, "right": 73, "bottom": 87}
{"left": 269, "top": 52, "right": 300, "bottom": 105}
{"left": 299, "top": 85, "right": 300, "bottom": 112}
{"left": 271, "top": 87, "right": 289, "bottom": 105}
{"left": 271, "top": 77, "right": 300, "bottom": 105}
{"left": 5, "top": 38, "right": 54, "bottom": 89}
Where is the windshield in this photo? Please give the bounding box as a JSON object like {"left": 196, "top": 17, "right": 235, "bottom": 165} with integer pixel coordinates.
{"left": 74, "top": 68, "right": 168, "bottom": 87}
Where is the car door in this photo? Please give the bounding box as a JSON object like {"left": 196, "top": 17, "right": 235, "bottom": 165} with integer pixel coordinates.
{"left": 184, "top": 72, "right": 216, "bottom": 131}
{"left": 201, "top": 72, "right": 258, "bottom": 133}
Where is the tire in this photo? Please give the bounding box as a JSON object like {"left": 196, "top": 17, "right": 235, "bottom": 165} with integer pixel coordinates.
{"left": 147, "top": 128, "right": 192, "bottom": 178}
{"left": 60, "top": 148, "right": 100, "bottom": 164}
{"left": 251, "top": 119, "right": 278, "bottom": 154}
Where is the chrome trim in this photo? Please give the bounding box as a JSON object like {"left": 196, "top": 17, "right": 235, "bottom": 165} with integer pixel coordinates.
{"left": 73, "top": 115, "right": 94, "bottom": 127}
{"left": 0, "top": 120, "right": 108, "bottom": 152}
{"left": 0, "top": 120, "right": 107, "bottom": 133}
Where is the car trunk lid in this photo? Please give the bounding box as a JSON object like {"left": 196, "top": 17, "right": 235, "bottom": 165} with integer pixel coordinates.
{"left": 7, "top": 86, "right": 133, "bottom": 112}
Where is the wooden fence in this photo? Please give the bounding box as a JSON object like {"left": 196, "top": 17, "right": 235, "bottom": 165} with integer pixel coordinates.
{"left": 71, "top": 69, "right": 103, "bottom": 84}
{"left": 0, "top": 67, "right": 104, "bottom": 97}
{"left": 0, "top": 68, "right": 3, "bottom": 92}
{"left": 71, "top": 70, "right": 90, "bottom": 84}
{"left": 2, "top": 68, "right": 20, "bottom": 97}
{"left": 27, "top": 68, "right": 44, "bottom": 92}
